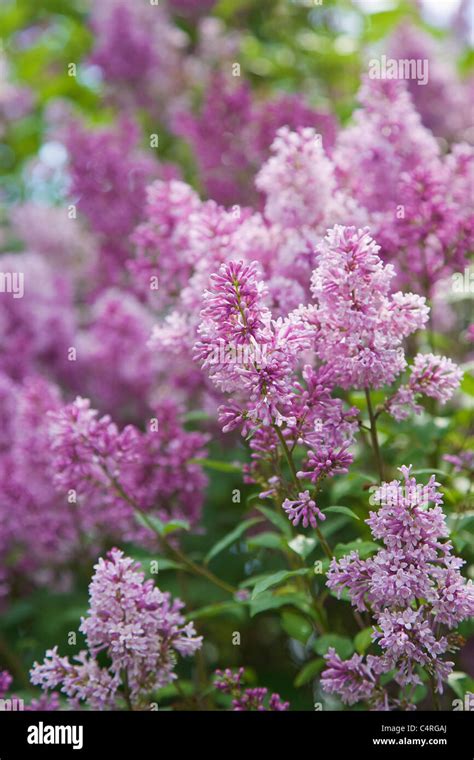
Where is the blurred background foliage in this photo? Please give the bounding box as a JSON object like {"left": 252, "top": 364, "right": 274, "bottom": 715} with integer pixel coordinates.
{"left": 1, "top": 0, "right": 473, "bottom": 202}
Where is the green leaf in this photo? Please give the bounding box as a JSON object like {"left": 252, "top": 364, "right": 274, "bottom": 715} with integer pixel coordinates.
{"left": 135, "top": 513, "right": 190, "bottom": 537}
{"left": 149, "top": 558, "right": 184, "bottom": 571}
{"left": 162, "top": 519, "right": 191, "bottom": 536}
{"left": 135, "top": 512, "right": 164, "bottom": 535}
{"left": 182, "top": 410, "right": 211, "bottom": 423}
{"left": 155, "top": 680, "right": 195, "bottom": 699}
{"left": 411, "top": 684, "right": 428, "bottom": 704}
{"left": 0, "top": 600, "right": 33, "bottom": 629}
{"left": 411, "top": 469, "right": 448, "bottom": 478}
{"left": 314, "top": 634, "right": 354, "bottom": 659}
{"left": 249, "top": 592, "right": 309, "bottom": 618}
{"left": 294, "top": 658, "right": 324, "bottom": 687}
{"left": 256, "top": 505, "right": 292, "bottom": 537}
{"left": 281, "top": 610, "right": 312, "bottom": 644}
{"left": 130, "top": 553, "right": 185, "bottom": 573}
{"left": 448, "top": 671, "right": 474, "bottom": 700}
{"left": 288, "top": 534, "right": 316, "bottom": 559}
{"left": 204, "top": 517, "right": 262, "bottom": 564}
{"left": 188, "top": 601, "right": 246, "bottom": 621}
{"left": 239, "top": 572, "right": 274, "bottom": 589}
{"left": 189, "top": 458, "right": 242, "bottom": 473}
{"left": 251, "top": 568, "right": 309, "bottom": 599}
{"left": 461, "top": 373, "right": 474, "bottom": 398}
{"left": 354, "top": 627, "right": 374, "bottom": 654}
{"left": 247, "top": 531, "right": 285, "bottom": 551}
{"left": 333, "top": 540, "right": 380, "bottom": 560}
{"left": 323, "top": 506, "right": 360, "bottom": 521}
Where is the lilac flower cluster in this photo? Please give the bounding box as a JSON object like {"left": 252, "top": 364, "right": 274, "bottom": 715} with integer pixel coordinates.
{"left": 0, "top": 375, "right": 80, "bottom": 600}
{"left": 308, "top": 225, "right": 429, "bottom": 389}
{"left": 194, "top": 253, "right": 357, "bottom": 505}
{"left": 0, "top": 375, "right": 208, "bottom": 602}
{"left": 0, "top": 669, "right": 12, "bottom": 697}
{"left": 443, "top": 451, "right": 474, "bottom": 474}
{"left": 0, "top": 252, "right": 74, "bottom": 382}
{"left": 63, "top": 118, "right": 159, "bottom": 288}
{"left": 255, "top": 126, "right": 351, "bottom": 233}
{"left": 88, "top": 0, "right": 185, "bottom": 114}
{"left": 192, "top": 224, "right": 439, "bottom": 512}
{"left": 322, "top": 466, "right": 474, "bottom": 708}
{"left": 47, "top": 396, "right": 209, "bottom": 539}
{"left": 215, "top": 668, "right": 289, "bottom": 711}
{"left": 387, "top": 354, "right": 463, "bottom": 421}
{"left": 176, "top": 75, "right": 336, "bottom": 206}
{"left": 31, "top": 549, "right": 202, "bottom": 709}
{"left": 75, "top": 288, "right": 159, "bottom": 418}
{"left": 334, "top": 77, "right": 473, "bottom": 295}
{"left": 388, "top": 23, "right": 474, "bottom": 143}
{"left": 282, "top": 491, "right": 326, "bottom": 529}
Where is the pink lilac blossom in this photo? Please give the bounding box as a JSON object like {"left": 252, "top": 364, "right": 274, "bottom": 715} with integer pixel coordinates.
{"left": 11, "top": 203, "right": 97, "bottom": 279}
{"left": 194, "top": 259, "right": 312, "bottom": 425}
{"left": 31, "top": 549, "right": 202, "bottom": 709}
{"left": 323, "top": 466, "right": 474, "bottom": 708}
{"left": 175, "top": 74, "right": 336, "bottom": 206}
{"left": 88, "top": 0, "right": 186, "bottom": 114}
{"left": 443, "top": 451, "right": 474, "bottom": 474}
{"left": 215, "top": 668, "right": 289, "bottom": 711}
{"left": 321, "top": 649, "right": 379, "bottom": 706}
{"left": 255, "top": 127, "right": 351, "bottom": 233}
{"left": 64, "top": 118, "right": 159, "bottom": 288}
{"left": 407, "top": 353, "right": 463, "bottom": 401}
{"left": 0, "top": 377, "right": 207, "bottom": 602}
{"left": 0, "top": 252, "right": 75, "bottom": 382}
{"left": 334, "top": 77, "right": 473, "bottom": 293}
{"left": 387, "top": 353, "right": 462, "bottom": 421}
{"left": 47, "top": 396, "right": 208, "bottom": 537}
{"left": 0, "top": 670, "right": 12, "bottom": 697}
{"left": 297, "top": 445, "right": 353, "bottom": 485}
{"left": 334, "top": 77, "right": 439, "bottom": 214}
{"left": 253, "top": 94, "right": 337, "bottom": 157}
{"left": 143, "top": 151, "right": 369, "bottom": 388}
{"left": 375, "top": 151, "right": 474, "bottom": 293}
{"left": 388, "top": 23, "right": 474, "bottom": 143}
{"left": 144, "top": 195, "right": 278, "bottom": 374}
{"left": 194, "top": 257, "right": 358, "bottom": 496}
{"left": 129, "top": 179, "right": 201, "bottom": 305}
{"left": 308, "top": 225, "right": 429, "bottom": 389}
{"left": 282, "top": 491, "right": 326, "bottom": 529}
{"left": 25, "top": 692, "right": 61, "bottom": 711}
{"left": 0, "top": 669, "right": 60, "bottom": 710}
{"left": 76, "top": 288, "right": 159, "bottom": 419}
{"left": 174, "top": 73, "right": 254, "bottom": 205}
{"left": 0, "top": 375, "right": 83, "bottom": 599}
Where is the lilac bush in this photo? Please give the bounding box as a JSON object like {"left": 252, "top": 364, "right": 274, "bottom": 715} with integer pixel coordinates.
{"left": 0, "top": 0, "right": 472, "bottom": 717}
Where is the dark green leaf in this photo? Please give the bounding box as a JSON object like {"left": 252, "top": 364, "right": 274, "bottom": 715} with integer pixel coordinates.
{"left": 324, "top": 506, "right": 360, "bottom": 521}
{"left": 251, "top": 568, "right": 309, "bottom": 599}
{"left": 294, "top": 658, "right": 324, "bottom": 687}
{"left": 205, "top": 517, "right": 262, "bottom": 564}
{"left": 314, "top": 634, "right": 354, "bottom": 659}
